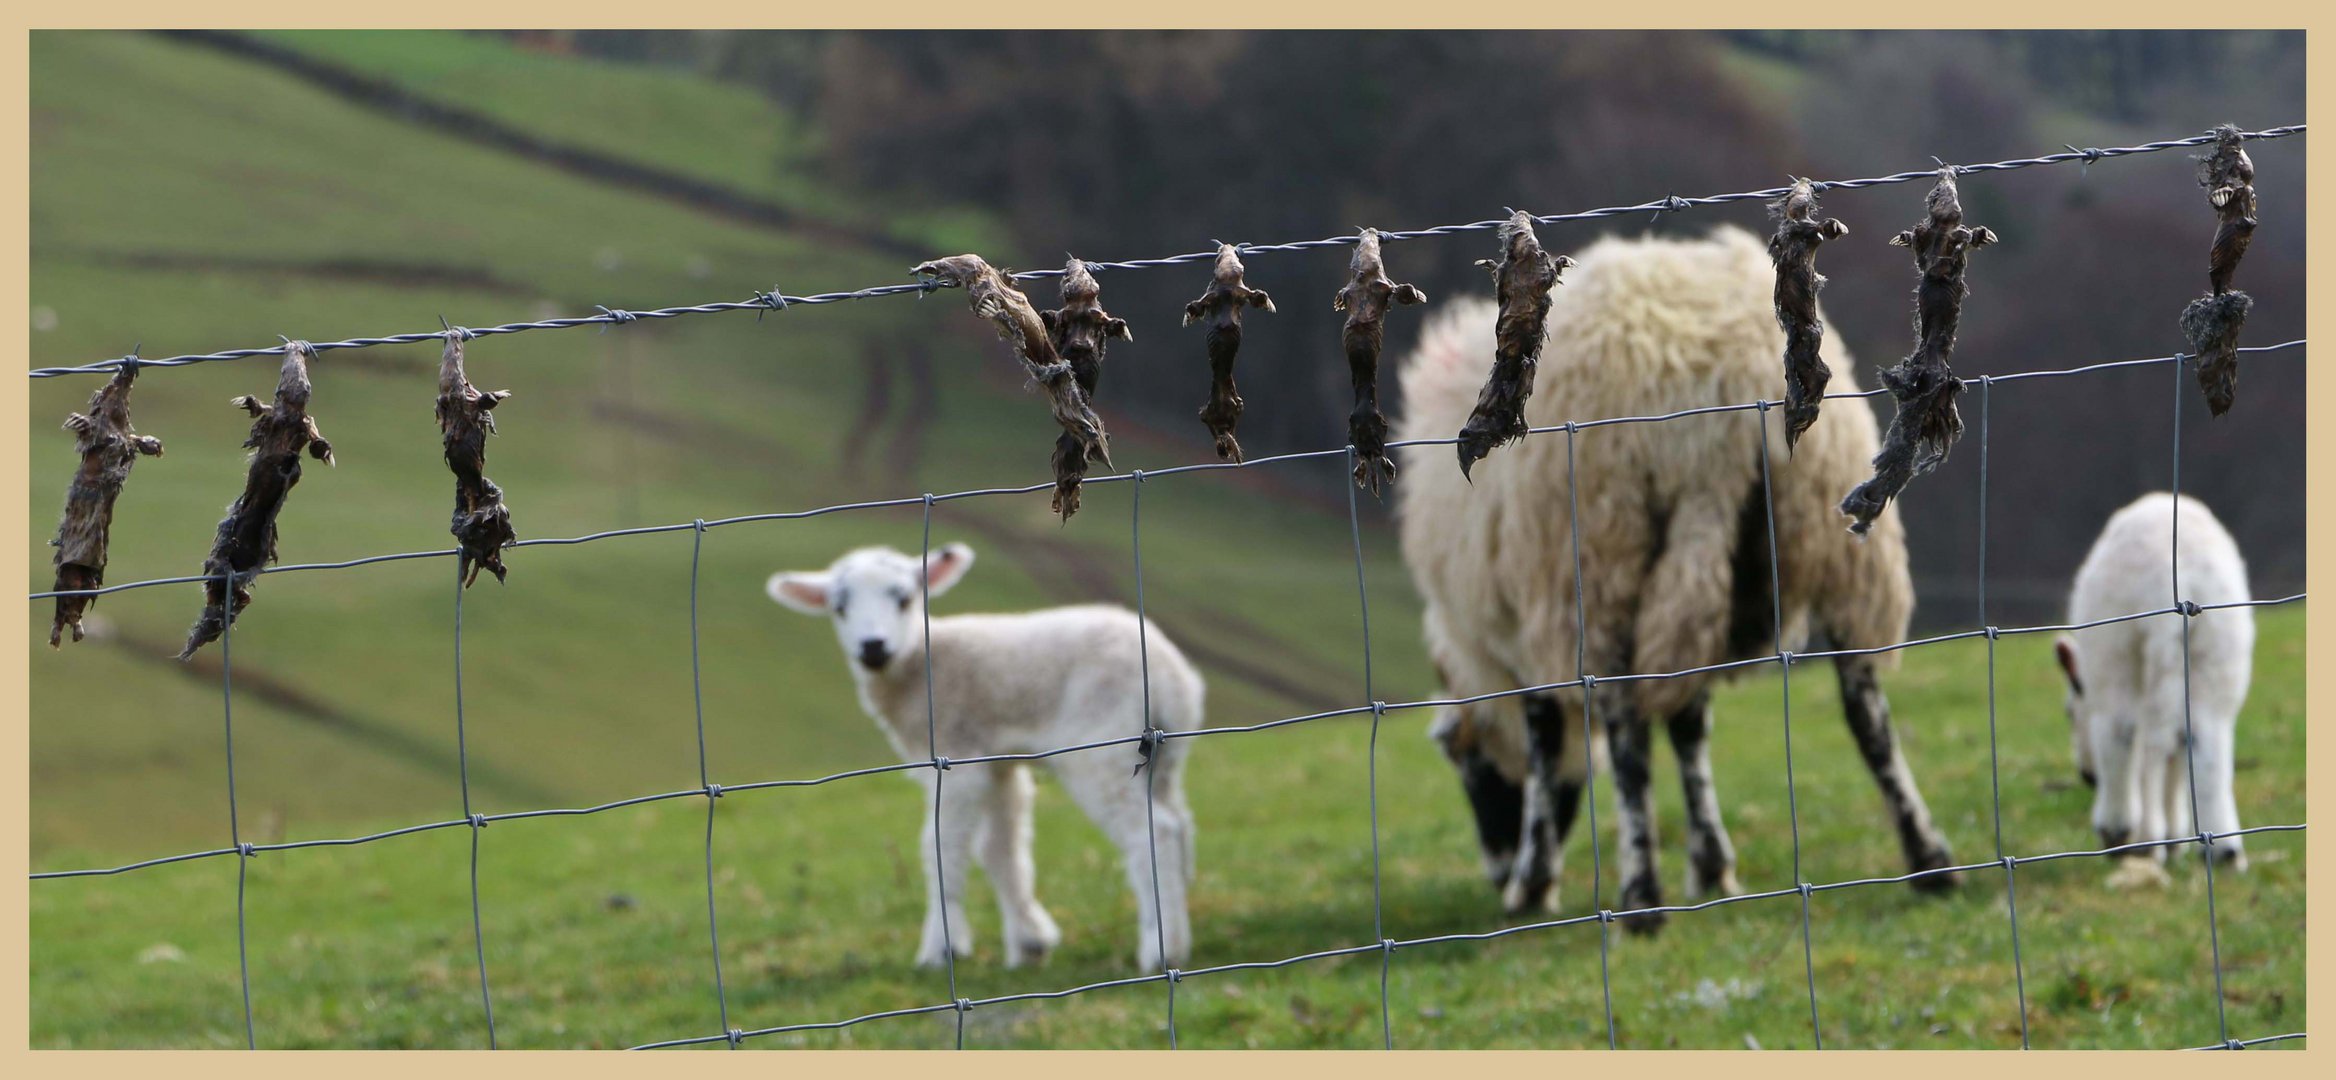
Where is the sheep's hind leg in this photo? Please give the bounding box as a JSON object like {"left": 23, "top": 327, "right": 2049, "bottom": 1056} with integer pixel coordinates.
{"left": 978, "top": 764, "right": 1061, "bottom": 967}
{"left": 1665, "top": 693, "right": 1742, "bottom": 900}
{"left": 1503, "top": 693, "right": 1586, "bottom": 915}
{"left": 1050, "top": 747, "right": 1190, "bottom": 971}
{"left": 1833, "top": 654, "right": 1957, "bottom": 891}
{"left": 1604, "top": 697, "right": 1667, "bottom": 935}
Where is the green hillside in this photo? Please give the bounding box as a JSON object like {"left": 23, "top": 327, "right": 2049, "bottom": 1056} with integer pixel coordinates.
{"left": 27, "top": 31, "right": 2303, "bottom": 1050}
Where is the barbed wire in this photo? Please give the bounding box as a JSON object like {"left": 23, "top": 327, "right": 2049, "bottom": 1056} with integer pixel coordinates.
{"left": 24, "top": 339, "right": 2309, "bottom": 605}
{"left": 23, "top": 125, "right": 2303, "bottom": 381}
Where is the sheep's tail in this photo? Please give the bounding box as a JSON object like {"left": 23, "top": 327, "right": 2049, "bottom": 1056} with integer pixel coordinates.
{"left": 1395, "top": 297, "right": 1501, "bottom": 446}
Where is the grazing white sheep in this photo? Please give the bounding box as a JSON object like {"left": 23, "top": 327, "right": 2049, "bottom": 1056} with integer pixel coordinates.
{"left": 766, "top": 543, "right": 1203, "bottom": 970}
{"left": 1396, "top": 227, "right": 1954, "bottom": 931}
{"left": 2055, "top": 492, "right": 2254, "bottom": 874}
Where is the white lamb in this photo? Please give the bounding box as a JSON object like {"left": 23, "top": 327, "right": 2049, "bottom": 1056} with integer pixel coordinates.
{"left": 766, "top": 542, "right": 1202, "bottom": 970}
{"left": 2055, "top": 492, "right": 2254, "bottom": 875}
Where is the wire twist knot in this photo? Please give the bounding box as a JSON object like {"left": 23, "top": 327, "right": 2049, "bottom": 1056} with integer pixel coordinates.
{"left": 595, "top": 306, "right": 638, "bottom": 325}
{"left": 469, "top": 813, "right": 489, "bottom": 829}
{"left": 2178, "top": 600, "right": 2204, "bottom": 617}
{"left": 932, "top": 756, "right": 951, "bottom": 772}
{"left": 725, "top": 1028, "right": 745, "bottom": 1048}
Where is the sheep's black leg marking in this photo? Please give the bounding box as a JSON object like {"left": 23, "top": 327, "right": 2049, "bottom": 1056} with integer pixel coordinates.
{"left": 1455, "top": 742, "right": 1524, "bottom": 889}
{"left": 1835, "top": 653, "right": 1957, "bottom": 890}
{"left": 1504, "top": 694, "right": 1582, "bottom": 914}
{"left": 1605, "top": 700, "right": 1666, "bottom": 934}
{"left": 1665, "top": 694, "right": 1740, "bottom": 900}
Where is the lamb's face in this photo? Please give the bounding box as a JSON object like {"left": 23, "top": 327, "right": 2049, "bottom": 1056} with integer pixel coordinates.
{"left": 767, "top": 544, "right": 975, "bottom": 674}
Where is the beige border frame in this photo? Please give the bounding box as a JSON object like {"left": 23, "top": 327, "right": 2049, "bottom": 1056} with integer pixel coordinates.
{"left": 3, "top": 7, "right": 2322, "bottom": 1069}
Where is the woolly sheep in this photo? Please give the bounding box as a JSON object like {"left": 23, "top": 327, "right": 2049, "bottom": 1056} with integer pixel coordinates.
{"left": 2054, "top": 492, "right": 2254, "bottom": 873}
{"left": 767, "top": 543, "right": 1203, "bottom": 970}
{"left": 1395, "top": 227, "right": 1956, "bottom": 932}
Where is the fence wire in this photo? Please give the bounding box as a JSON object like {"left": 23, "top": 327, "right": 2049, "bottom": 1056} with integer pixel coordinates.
{"left": 26, "top": 125, "right": 2310, "bottom": 1051}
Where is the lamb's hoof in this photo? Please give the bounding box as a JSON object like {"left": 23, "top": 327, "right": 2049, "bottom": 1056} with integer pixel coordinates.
{"left": 914, "top": 944, "right": 971, "bottom": 970}
{"left": 2105, "top": 855, "right": 2173, "bottom": 891}
{"left": 1006, "top": 941, "right": 1054, "bottom": 969}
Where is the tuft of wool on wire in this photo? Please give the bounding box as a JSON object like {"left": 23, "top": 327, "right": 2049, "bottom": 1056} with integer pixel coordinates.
{"left": 1767, "top": 178, "right": 1849, "bottom": 451}
{"left": 1040, "top": 258, "right": 1132, "bottom": 519}
{"left": 181, "top": 341, "right": 335, "bottom": 659}
{"left": 2180, "top": 124, "right": 2259, "bottom": 417}
{"left": 48, "top": 358, "right": 164, "bottom": 647}
{"left": 1334, "top": 227, "right": 1428, "bottom": 494}
{"left": 1183, "top": 243, "right": 1275, "bottom": 463}
{"left": 435, "top": 330, "right": 516, "bottom": 587}
{"left": 1455, "top": 210, "right": 1572, "bottom": 478}
{"left": 1840, "top": 168, "right": 1995, "bottom": 536}
{"left": 913, "top": 253, "right": 1111, "bottom": 521}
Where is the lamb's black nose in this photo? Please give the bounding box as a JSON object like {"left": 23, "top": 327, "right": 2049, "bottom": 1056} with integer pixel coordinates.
{"left": 2098, "top": 824, "right": 2131, "bottom": 850}
{"left": 858, "top": 639, "right": 892, "bottom": 670}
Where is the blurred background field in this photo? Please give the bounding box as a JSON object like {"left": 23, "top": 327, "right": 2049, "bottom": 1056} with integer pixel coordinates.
{"left": 25, "top": 29, "right": 2304, "bottom": 1048}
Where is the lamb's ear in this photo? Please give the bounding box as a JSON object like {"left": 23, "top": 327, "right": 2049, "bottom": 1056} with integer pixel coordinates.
{"left": 923, "top": 543, "right": 975, "bottom": 597}
{"left": 2053, "top": 635, "right": 2084, "bottom": 696}
{"left": 766, "top": 572, "right": 831, "bottom": 615}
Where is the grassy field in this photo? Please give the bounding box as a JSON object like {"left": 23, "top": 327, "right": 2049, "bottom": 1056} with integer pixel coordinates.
{"left": 26, "top": 31, "right": 2306, "bottom": 1050}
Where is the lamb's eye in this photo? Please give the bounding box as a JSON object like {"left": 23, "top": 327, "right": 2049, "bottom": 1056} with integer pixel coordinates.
{"left": 896, "top": 593, "right": 911, "bottom": 612}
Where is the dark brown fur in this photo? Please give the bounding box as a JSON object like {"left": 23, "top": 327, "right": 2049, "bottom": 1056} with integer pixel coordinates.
{"left": 1455, "top": 210, "right": 1571, "bottom": 478}
{"left": 48, "top": 359, "right": 164, "bottom": 647}
{"left": 436, "top": 331, "right": 516, "bottom": 587}
{"left": 1040, "top": 259, "right": 1131, "bottom": 518}
{"left": 1767, "top": 179, "right": 1849, "bottom": 451}
{"left": 181, "top": 341, "right": 335, "bottom": 659}
{"left": 1840, "top": 170, "right": 1994, "bottom": 535}
{"left": 2182, "top": 125, "right": 2258, "bottom": 417}
{"left": 1334, "top": 228, "right": 1427, "bottom": 494}
{"left": 1183, "top": 243, "right": 1275, "bottom": 463}
{"left": 912, "top": 253, "right": 1111, "bottom": 520}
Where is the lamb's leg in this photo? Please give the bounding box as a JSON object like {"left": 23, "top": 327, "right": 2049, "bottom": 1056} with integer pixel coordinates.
{"left": 1050, "top": 748, "right": 1190, "bottom": 970}
{"left": 914, "top": 770, "right": 982, "bottom": 969}
{"left": 2088, "top": 713, "right": 2141, "bottom": 851}
{"left": 1504, "top": 693, "right": 1586, "bottom": 915}
{"left": 2134, "top": 734, "right": 2174, "bottom": 863}
{"left": 977, "top": 764, "right": 1061, "bottom": 967}
{"left": 2190, "top": 719, "right": 2247, "bottom": 870}
{"left": 1665, "top": 693, "right": 1742, "bottom": 900}
{"left": 1833, "top": 653, "right": 1957, "bottom": 890}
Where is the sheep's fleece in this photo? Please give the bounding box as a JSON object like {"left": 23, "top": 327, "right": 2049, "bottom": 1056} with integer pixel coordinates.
{"left": 1397, "top": 225, "right": 1911, "bottom": 774}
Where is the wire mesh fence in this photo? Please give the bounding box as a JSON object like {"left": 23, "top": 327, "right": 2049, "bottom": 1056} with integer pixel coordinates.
{"left": 26, "top": 125, "right": 2309, "bottom": 1051}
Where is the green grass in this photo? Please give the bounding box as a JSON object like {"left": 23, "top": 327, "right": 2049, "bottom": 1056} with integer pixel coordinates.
{"left": 27, "top": 30, "right": 2305, "bottom": 1050}
{"left": 30, "top": 608, "right": 2306, "bottom": 1049}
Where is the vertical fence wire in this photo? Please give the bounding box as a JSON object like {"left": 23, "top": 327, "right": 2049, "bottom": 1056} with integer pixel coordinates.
{"left": 918, "top": 494, "right": 966, "bottom": 1048}
{"left": 1976, "top": 378, "right": 2034, "bottom": 1048}
{"left": 1753, "top": 403, "right": 1823, "bottom": 1049}
{"left": 2169, "top": 356, "right": 2235, "bottom": 1048}
{"left": 1562, "top": 424, "right": 1620, "bottom": 1050}
{"left": 452, "top": 565, "right": 499, "bottom": 1047}
{"left": 219, "top": 572, "right": 257, "bottom": 1049}
{"left": 1130, "top": 472, "right": 1180, "bottom": 1048}
{"left": 1342, "top": 448, "right": 1395, "bottom": 1050}
{"left": 687, "top": 520, "right": 737, "bottom": 1046}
